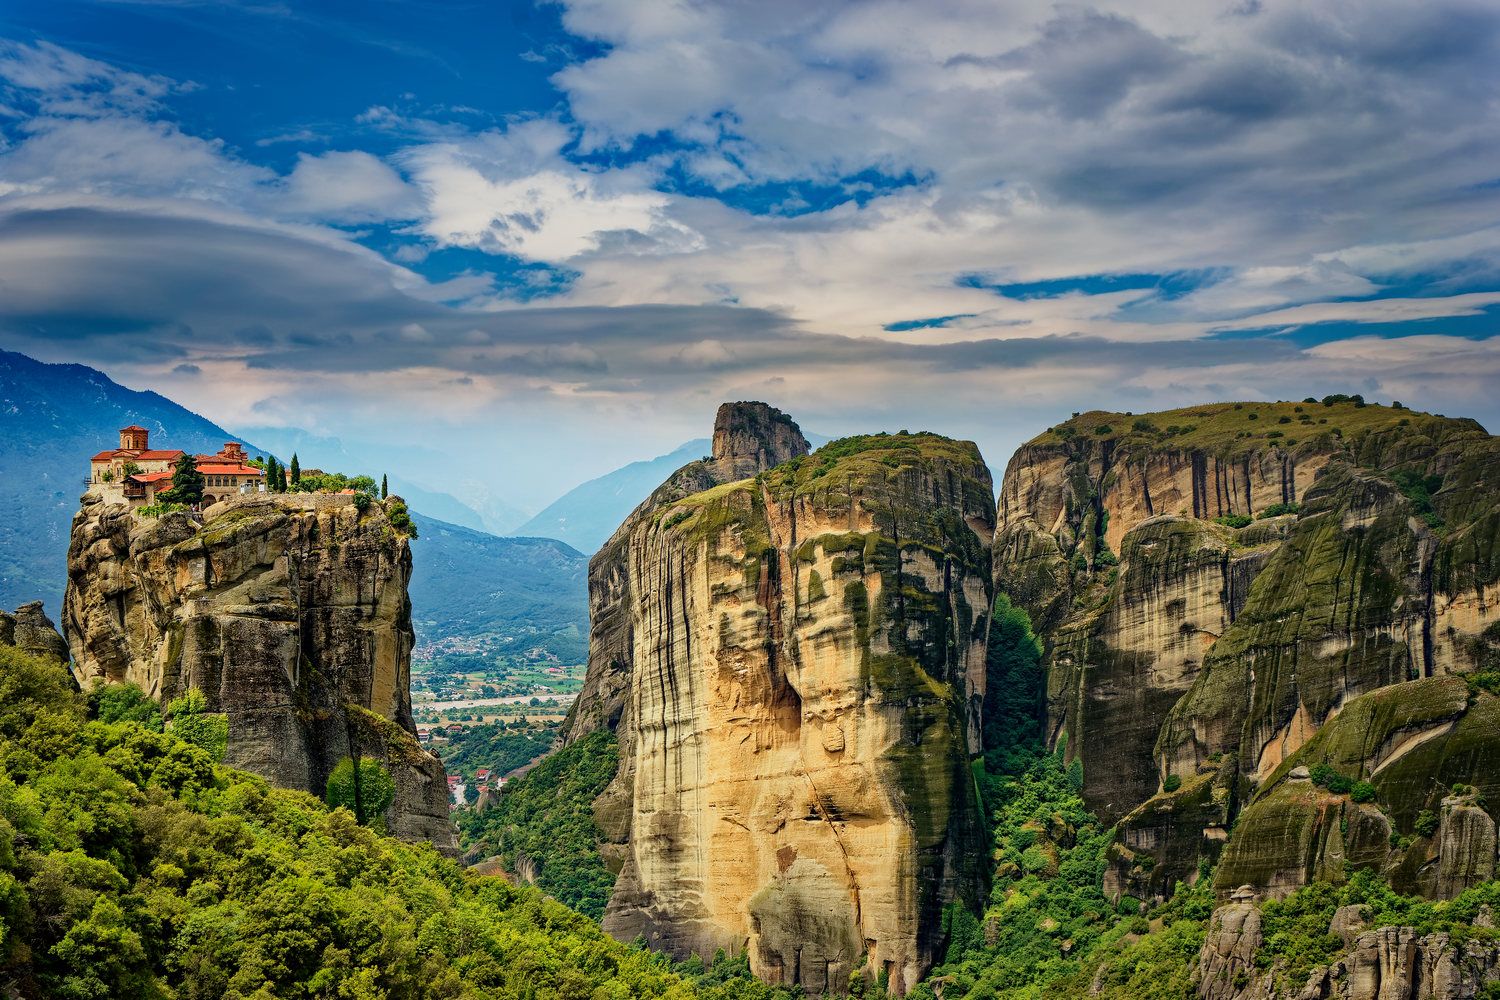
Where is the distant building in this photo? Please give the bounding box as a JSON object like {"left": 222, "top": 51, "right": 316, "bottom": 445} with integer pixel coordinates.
{"left": 87, "top": 426, "right": 264, "bottom": 508}
{"left": 416, "top": 727, "right": 431, "bottom": 743}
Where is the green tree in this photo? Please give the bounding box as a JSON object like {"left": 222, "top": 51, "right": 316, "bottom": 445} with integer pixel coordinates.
{"left": 325, "top": 756, "right": 396, "bottom": 826}
{"left": 87, "top": 682, "right": 162, "bottom": 730}
{"left": 982, "top": 594, "right": 1045, "bottom": 776}
{"left": 289, "top": 452, "right": 300, "bottom": 487}
{"left": 381, "top": 474, "right": 388, "bottom": 499}
{"left": 165, "top": 688, "right": 228, "bottom": 761}
{"left": 157, "top": 453, "right": 204, "bottom": 507}
{"left": 265, "top": 456, "right": 281, "bottom": 492}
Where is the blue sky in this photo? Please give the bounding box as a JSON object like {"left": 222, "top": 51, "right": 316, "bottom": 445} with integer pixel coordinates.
{"left": 1, "top": 0, "right": 1499, "bottom": 512}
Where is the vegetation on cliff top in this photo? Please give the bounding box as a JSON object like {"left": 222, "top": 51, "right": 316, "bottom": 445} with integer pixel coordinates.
{"left": 1029, "top": 397, "right": 1479, "bottom": 459}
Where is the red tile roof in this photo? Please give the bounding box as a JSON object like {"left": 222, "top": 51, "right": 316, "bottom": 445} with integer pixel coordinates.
{"left": 197, "top": 463, "right": 263, "bottom": 476}
{"left": 120, "top": 425, "right": 148, "bottom": 433}
{"left": 90, "top": 448, "right": 185, "bottom": 462}
{"left": 129, "top": 471, "right": 174, "bottom": 484}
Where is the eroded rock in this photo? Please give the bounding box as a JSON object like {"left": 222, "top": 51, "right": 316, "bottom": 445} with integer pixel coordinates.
{"left": 564, "top": 405, "right": 993, "bottom": 993}
{"left": 63, "top": 493, "right": 456, "bottom": 853}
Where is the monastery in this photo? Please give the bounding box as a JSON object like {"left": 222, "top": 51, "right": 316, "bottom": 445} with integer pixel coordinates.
{"left": 88, "top": 425, "right": 265, "bottom": 507}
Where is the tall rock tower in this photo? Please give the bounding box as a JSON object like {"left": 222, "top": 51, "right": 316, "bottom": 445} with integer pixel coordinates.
{"left": 565, "top": 403, "right": 994, "bottom": 994}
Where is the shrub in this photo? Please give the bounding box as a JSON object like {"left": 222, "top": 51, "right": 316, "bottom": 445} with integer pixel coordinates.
{"left": 352, "top": 491, "right": 371, "bottom": 513}
{"left": 1258, "top": 502, "right": 1299, "bottom": 519}
{"left": 325, "top": 756, "right": 396, "bottom": 827}
{"left": 1214, "top": 514, "right": 1252, "bottom": 529}
{"left": 1162, "top": 774, "right": 1182, "bottom": 793}
{"left": 385, "top": 498, "right": 418, "bottom": 538}
{"left": 1415, "top": 810, "right": 1440, "bottom": 838}
{"left": 1095, "top": 424, "right": 1114, "bottom": 435}
{"left": 165, "top": 688, "right": 228, "bottom": 761}
{"left": 137, "top": 502, "right": 190, "bottom": 518}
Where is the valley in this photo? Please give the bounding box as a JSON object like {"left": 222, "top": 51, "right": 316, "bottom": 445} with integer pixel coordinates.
{"left": 2, "top": 373, "right": 1498, "bottom": 999}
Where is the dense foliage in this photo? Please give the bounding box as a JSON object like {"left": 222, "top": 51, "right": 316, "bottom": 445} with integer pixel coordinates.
{"left": 915, "top": 595, "right": 1500, "bottom": 999}
{"left": 0, "top": 644, "right": 814, "bottom": 999}
{"left": 325, "top": 756, "right": 397, "bottom": 827}
{"left": 457, "top": 731, "right": 620, "bottom": 920}
{"left": 1256, "top": 872, "right": 1500, "bottom": 991}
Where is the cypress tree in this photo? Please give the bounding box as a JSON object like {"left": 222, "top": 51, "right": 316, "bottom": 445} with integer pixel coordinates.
{"left": 381, "top": 474, "right": 388, "bottom": 499}
{"left": 290, "top": 453, "right": 301, "bottom": 487}
{"left": 158, "top": 453, "right": 204, "bottom": 507}
{"left": 266, "top": 457, "right": 281, "bottom": 493}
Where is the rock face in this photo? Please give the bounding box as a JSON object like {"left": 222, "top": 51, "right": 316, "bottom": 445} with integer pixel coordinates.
{"left": 0, "top": 601, "right": 71, "bottom": 664}
{"left": 1194, "top": 899, "right": 1500, "bottom": 1000}
{"left": 993, "top": 401, "right": 1500, "bottom": 903}
{"left": 564, "top": 405, "right": 994, "bottom": 994}
{"left": 63, "top": 492, "right": 456, "bottom": 853}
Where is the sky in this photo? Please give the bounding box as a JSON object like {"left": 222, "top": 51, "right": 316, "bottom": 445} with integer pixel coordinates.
{"left": 1, "top": 0, "right": 1499, "bottom": 513}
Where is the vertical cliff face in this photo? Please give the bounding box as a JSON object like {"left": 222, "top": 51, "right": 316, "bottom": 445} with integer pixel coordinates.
{"left": 63, "top": 493, "right": 456, "bottom": 852}
{"left": 992, "top": 401, "right": 1500, "bottom": 903}
{"left": 565, "top": 406, "right": 993, "bottom": 994}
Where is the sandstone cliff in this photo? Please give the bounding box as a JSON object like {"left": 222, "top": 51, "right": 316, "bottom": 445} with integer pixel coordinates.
{"left": 564, "top": 404, "right": 994, "bottom": 994}
{"left": 63, "top": 492, "right": 456, "bottom": 853}
{"left": 993, "top": 400, "right": 1500, "bottom": 903}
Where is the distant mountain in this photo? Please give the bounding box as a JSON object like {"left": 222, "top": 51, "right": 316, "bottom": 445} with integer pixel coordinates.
{"left": 236, "top": 424, "right": 532, "bottom": 534}
{"left": 0, "top": 349, "right": 261, "bottom": 616}
{"left": 408, "top": 513, "right": 588, "bottom": 661}
{"left": 0, "top": 350, "right": 582, "bottom": 647}
{"left": 513, "top": 439, "right": 710, "bottom": 554}
{"left": 515, "top": 432, "right": 831, "bottom": 554}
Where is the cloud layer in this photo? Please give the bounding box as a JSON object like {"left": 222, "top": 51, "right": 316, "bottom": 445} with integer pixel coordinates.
{"left": 1, "top": 4, "right": 1498, "bottom": 506}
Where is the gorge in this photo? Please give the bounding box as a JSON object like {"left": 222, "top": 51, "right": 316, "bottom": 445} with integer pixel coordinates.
{"left": 15, "top": 392, "right": 1500, "bottom": 1000}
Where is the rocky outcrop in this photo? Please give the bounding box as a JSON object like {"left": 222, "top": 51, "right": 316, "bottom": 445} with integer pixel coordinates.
{"left": 993, "top": 401, "right": 1500, "bottom": 903}
{"left": 1195, "top": 897, "right": 1500, "bottom": 1000}
{"left": 709, "top": 400, "right": 810, "bottom": 482}
{"left": 0, "top": 601, "right": 70, "bottom": 664}
{"left": 1196, "top": 889, "right": 1272, "bottom": 1000}
{"left": 566, "top": 402, "right": 810, "bottom": 743}
{"left": 63, "top": 492, "right": 456, "bottom": 853}
{"left": 565, "top": 408, "right": 994, "bottom": 994}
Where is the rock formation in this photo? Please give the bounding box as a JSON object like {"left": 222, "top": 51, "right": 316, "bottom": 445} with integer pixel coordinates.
{"left": 563, "top": 403, "right": 994, "bottom": 994}
{"left": 63, "top": 492, "right": 456, "bottom": 853}
{"left": 1193, "top": 895, "right": 1500, "bottom": 999}
{"left": 992, "top": 401, "right": 1500, "bottom": 903}
{"left": 0, "top": 601, "right": 71, "bottom": 664}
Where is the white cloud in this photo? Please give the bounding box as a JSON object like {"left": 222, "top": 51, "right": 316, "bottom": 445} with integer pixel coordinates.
{"left": 279, "top": 150, "right": 421, "bottom": 222}
{"left": 1211, "top": 292, "right": 1500, "bottom": 331}
{"left": 400, "top": 120, "right": 700, "bottom": 260}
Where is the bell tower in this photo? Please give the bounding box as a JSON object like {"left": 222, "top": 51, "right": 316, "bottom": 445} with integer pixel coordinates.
{"left": 119, "top": 425, "right": 149, "bottom": 451}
